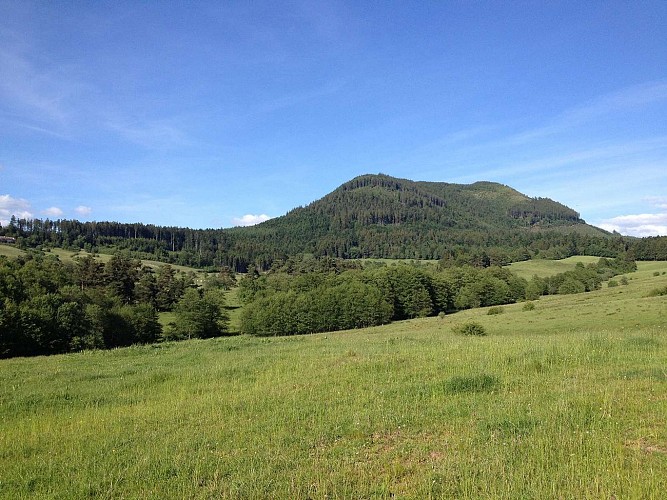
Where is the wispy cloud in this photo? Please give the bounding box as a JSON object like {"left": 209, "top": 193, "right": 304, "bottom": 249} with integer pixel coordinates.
{"left": 0, "top": 45, "right": 86, "bottom": 136}
{"left": 0, "top": 41, "right": 189, "bottom": 151}
{"left": 232, "top": 214, "right": 272, "bottom": 226}
{"left": 398, "top": 80, "right": 667, "bottom": 183}
{"left": 506, "top": 80, "right": 667, "bottom": 145}
{"left": 471, "top": 136, "right": 667, "bottom": 182}
{"left": 105, "top": 119, "right": 190, "bottom": 150}
{"left": 0, "top": 194, "right": 33, "bottom": 226}
{"left": 598, "top": 213, "right": 667, "bottom": 237}
{"left": 248, "top": 78, "right": 350, "bottom": 117}
{"left": 645, "top": 196, "right": 667, "bottom": 210}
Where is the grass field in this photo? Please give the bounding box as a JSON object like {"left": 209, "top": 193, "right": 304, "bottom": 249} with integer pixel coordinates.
{"left": 1, "top": 246, "right": 205, "bottom": 277}
{"left": 506, "top": 255, "right": 606, "bottom": 279}
{"left": 1, "top": 262, "right": 666, "bottom": 498}
{"left": 0, "top": 244, "right": 24, "bottom": 259}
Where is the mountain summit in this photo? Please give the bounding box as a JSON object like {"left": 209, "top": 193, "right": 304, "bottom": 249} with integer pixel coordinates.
{"left": 286, "top": 174, "right": 583, "bottom": 230}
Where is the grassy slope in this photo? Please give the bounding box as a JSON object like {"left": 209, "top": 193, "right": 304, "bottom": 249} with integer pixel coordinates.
{"left": 0, "top": 244, "right": 24, "bottom": 258}
{"left": 1, "top": 246, "right": 204, "bottom": 277}
{"left": 506, "top": 255, "right": 603, "bottom": 279}
{"left": 1, "top": 263, "right": 666, "bottom": 498}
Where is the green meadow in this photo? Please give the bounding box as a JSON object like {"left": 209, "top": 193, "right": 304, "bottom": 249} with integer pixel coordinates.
{"left": 1, "top": 262, "right": 666, "bottom": 498}
{"left": 0, "top": 244, "right": 24, "bottom": 259}
{"left": 506, "top": 255, "right": 602, "bottom": 279}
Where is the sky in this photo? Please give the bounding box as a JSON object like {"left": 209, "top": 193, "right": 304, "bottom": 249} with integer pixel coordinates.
{"left": 1, "top": 1, "right": 666, "bottom": 236}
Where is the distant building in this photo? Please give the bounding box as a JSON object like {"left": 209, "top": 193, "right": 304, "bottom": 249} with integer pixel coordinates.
{"left": 0, "top": 236, "right": 16, "bottom": 244}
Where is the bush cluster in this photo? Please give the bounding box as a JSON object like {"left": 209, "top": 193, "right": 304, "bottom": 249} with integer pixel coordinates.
{"left": 453, "top": 321, "right": 487, "bottom": 336}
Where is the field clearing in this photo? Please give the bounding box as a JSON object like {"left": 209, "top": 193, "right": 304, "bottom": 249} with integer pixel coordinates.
{"left": 224, "top": 285, "right": 244, "bottom": 334}
{"left": 0, "top": 244, "right": 24, "bottom": 258}
{"left": 1, "top": 263, "right": 667, "bottom": 497}
{"left": 3, "top": 246, "right": 205, "bottom": 276}
{"left": 506, "top": 255, "right": 607, "bottom": 279}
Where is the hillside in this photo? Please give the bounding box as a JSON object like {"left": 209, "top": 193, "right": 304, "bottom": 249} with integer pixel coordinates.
{"left": 1, "top": 174, "right": 640, "bottom": 270}
{"left": 223, "top": 174, "right": 614, "bottom": 267}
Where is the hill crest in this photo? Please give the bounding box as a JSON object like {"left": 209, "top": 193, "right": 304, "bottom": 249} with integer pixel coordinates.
{"left": 266, "top": 173, "right": 586, "bottom": 232}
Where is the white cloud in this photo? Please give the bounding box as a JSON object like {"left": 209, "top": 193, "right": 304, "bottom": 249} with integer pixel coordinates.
{"left": 645, "top": 196, "right": 667, "bottom": 210}
{"left": 75, "top": 205, "right": 92, "bottom": 217}
{"left": 42, "top": 206, "right": 63, "bottom": 217}
{"left": 232, "top": 214, "right": 272, "bottom": 226}
{"left": 105, "top": 119, "right": 188, "bottom": 150}
{"left": 598, "top": 213, "right": 667, "bottom": 237}
{"left": 0, "top": 194, "right": 33, "bottom": 226}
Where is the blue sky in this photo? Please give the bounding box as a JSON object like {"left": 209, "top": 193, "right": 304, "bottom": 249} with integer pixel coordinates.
{"left": 1, "top": 1, "right": 666, "bottom": 236}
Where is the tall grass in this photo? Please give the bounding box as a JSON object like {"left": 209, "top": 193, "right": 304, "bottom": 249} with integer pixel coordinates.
{"left": 1, "top": 261, "right": 666, "bottom": 498}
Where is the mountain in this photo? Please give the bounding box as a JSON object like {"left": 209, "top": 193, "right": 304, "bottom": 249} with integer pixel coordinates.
{"left": 221, "top": 174, "right": 612, "bottom": 267}
{"left": 266, "top": 174, "right": 589, "bottom": 231}
{"left": 3, "top": 174, "right": 630, "bottom": 270}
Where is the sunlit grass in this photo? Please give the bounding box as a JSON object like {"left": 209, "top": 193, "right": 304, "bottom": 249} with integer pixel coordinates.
{"left": 506, "top": 255, "right": 602, "bottom": 279}
{"left": 0, "top": 244, "right": 24, "bottom": 258}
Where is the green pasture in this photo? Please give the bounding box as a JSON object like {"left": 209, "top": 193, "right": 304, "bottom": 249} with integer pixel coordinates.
{"left": 0, "top": 244, "right": 24, "bottom": 259}
{"left": 2, "top": 246, "right": 204, "bottom": 276}
{"left": 506, "top": 255, "right": 604, "bottom": 279}
{"left": 1, "top": 262, "right": 667, "bottom": 498}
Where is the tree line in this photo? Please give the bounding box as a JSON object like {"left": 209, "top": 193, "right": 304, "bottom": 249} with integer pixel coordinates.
{"left": 238, "top": 255, "right": 637, "bottom": 336}
{"left": 2, "top": 174, "right": 648, "bottom": 271}
{"left": 0, "top": 249, "right": 637, "bottom": 356}
{"left": 1, "top": 214, "right": 646, "bottom": 273}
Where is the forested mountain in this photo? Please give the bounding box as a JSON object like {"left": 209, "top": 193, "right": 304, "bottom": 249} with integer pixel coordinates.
{"left": 3, "top": 174, "right": 664, "bottom": 271}
{"left": 237, "top": 174, "right": 604, "bottom": 265}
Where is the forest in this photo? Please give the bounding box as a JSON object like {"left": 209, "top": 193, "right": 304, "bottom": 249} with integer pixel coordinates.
{"left": 0, "top": 174, "right": 662, "bottom": 357}
{"left": 237, "top": 255, "right": 637, "bottom": 336}
{"left": 0, "top": 251, "right": 230, "bottom": 358}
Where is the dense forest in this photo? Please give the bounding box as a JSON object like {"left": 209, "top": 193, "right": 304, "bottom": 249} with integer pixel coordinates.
{"left": 0, "top": 251, "right": 231, "bottom": 358}
{"left": 4, "top": 174, "right": 662, "bottom": 271}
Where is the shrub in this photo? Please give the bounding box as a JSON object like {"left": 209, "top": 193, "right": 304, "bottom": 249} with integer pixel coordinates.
{"left": 620, "top": 276, "right": 629, "bottom": 285}
{"left": 608, "top": 280, "right": 618, "bottom": 288}
{"left": 438, "top": 311, "right": 446, "bottom": 320}
{"left": 647, "top": 286, "right": 667, "bottom": 297}
{"left": 522, "top": 301, "right": 536, "bottom": 311}
{"left": 453, "top": 321, "right": 487, "bottom": 336}
{"left": 487, "top": 306, "right": 504, "bottom": 315}
{"left": 653, "top": 271, "right": 661, "bottom": 277}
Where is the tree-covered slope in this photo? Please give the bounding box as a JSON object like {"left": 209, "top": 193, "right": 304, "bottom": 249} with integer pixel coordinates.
{"left": 266, "top": 174, "right": 585, "bottom": 232}
{"left": 221, "top": 174, "right": 611, "bottom": 265}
